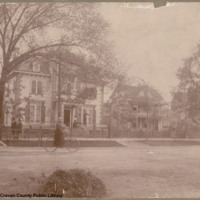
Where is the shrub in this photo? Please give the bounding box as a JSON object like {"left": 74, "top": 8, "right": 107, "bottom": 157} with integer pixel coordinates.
{"left": 41, "top": 169, "right": 106, "bottom": 198}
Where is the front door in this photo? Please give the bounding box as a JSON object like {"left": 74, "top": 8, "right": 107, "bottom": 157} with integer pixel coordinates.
{"left": 64, "top": 109, "right": 71, "bottom": 126}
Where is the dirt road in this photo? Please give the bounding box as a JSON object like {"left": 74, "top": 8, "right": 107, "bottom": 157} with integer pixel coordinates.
{"left": 1, "top": 141, "right": 200, "bottom": 198}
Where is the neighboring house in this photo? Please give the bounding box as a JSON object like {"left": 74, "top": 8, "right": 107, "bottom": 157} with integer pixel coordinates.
{"left": 107, "top": 84, "right": 169, "bottom": 132}
{"left": 3, "top": 59, "right": 104, "bottom": 130}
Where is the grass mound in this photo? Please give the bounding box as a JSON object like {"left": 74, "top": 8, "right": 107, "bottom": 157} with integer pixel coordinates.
{"left": 42, "top": 169, "right": 106, "bottom": 198}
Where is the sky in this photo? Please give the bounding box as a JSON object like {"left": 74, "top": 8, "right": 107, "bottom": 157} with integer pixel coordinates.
{"left": 99, "top": 2, "right": 200, "bottom": 102}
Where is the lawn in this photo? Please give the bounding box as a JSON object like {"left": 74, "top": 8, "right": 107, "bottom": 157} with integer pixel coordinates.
{"left": 0, "top": 141, "right": 200, "bottom": 198}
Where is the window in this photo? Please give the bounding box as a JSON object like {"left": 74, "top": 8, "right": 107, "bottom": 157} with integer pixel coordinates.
{"left": 36, "top": 105, "right": 41, "bottom": 122}
{"left": 33, "top": 62, "right": 40, "bottom": 72}
{"left": 132, "top": 118, "right": 137, "bottom": 128}
{"left": 30, "top": 105, "right": 35, "bottom": 122}
{"left": 142, "top": 119, "right": 147, "bottom": 128}
{"left": 87, "top": 109, "right": 94, "bottom": 125}
{"left": 37, "top": 81, "right": 42, "bottom": 95}
{"left": 67, "top": 84, "right": 72, "bottom": 95}
{"left": 133, "top": 106, "right": 137, "bottom": 111}
{"left": 5, "top": 113, "right": 8, "bottom": 125}
{"left": 132, "top": 122, "right": 137, "bottom": 128}
{"left": 31, "top": 80, "right": 43, "bottom": 95}
{"left": 76, "top": 107, "right": 82, "bottom": 123}
{"left": 31, "top": 80, "right": 36, "bottom": 94}
{"left": 29, "top": 104, "right": 43, "bottom": 122}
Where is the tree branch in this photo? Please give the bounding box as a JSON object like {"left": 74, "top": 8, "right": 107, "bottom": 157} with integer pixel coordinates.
{"left": 7, "top": 4, "right": 56, "bottom": 62}
{"left": 6, "top": 3, "right": 30, "bottom": 58}
{"left": 6, "top": 42, "right": 83, "bottom": 72}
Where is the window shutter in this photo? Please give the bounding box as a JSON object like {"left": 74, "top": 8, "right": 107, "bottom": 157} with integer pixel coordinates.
{"left": 25, "top": 103, "right": 30, "bottom": 122}
{"left": 83, "top": 109, "right": 87, "bottom": 125}
{"left": 31, "top": 80, "right": 36, "bottom": 94}
{"left": 41, "top": 104, "right": 45, "bottom": 123}
{"left": 41, "top": 82, "right": 44, "bottom": 96}
{"left": 93, "top": 108, "right": 96, "bottom": 124}
{"left": 77, "top": 107, "right": 81, "bottom": 123}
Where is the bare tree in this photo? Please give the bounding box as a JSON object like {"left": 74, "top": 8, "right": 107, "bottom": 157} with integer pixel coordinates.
{"left": 0, "top": 3, "right": 121, "bottom": 139}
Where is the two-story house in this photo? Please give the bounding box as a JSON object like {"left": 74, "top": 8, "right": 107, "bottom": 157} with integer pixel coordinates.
{"left": 107, "top": 84, "right": 169, "bottom": 133}
{"left": 3, "top": 58, "right": 104, "bottom": 131}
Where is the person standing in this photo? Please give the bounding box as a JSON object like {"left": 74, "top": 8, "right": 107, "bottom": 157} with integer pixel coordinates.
{"left": 73, "top": 116, "right": 77, "bottom": 128}
{"left": 54, "top": 118, "right": 65, "bottom": 147}
{"left": 17, "top": 119, "right": 22, "bottom": 139}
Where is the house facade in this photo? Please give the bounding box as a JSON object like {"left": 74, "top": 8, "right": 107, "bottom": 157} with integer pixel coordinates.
{"left": 3, "top": 59, "right": 104, "bottom": 130}
{"left": 107, "top": 84, "right": 169, "bottom": 132}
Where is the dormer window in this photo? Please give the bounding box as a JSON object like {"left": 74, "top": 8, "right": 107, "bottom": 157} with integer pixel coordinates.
{"left": 67, "top": 84, "right": 72, "bottom": 95}
{"left": 133, "top": 106, "right": 137, "bottom": 111}
{"left": 32, "top": 62, "right": 40, "bottom": 72}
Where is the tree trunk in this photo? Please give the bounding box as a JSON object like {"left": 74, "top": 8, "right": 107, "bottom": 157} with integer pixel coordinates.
{"left": 0, "top": 81, "right": 5, "bottom": 140}
{"left": 0, "top": 68, "right": 8, "bottom": 140}
{"left": 58, "top": 61, "right": 61, "bottom": 119}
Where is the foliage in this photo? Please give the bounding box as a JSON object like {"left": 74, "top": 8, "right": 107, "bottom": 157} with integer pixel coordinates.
{"left": 3, "top": 81, "right": 30, "bottom": 121}
{"left": 42, "top": 169, "right": 106, "bottom": 198}
{"left": 0, "top": 3, "right": 121, "bottom": 83}
{"left": 77, "top": 87, "right": 97, "bottom": 100}
{"left": 172, "top": 117, "right": 200, "bottom": 138}
{"left": 0, "top": 2, "right": 120, "bottom": 79}
{"left": 0, "top": 3, "right": 125, "bottom": 135}
{"left": 111, "top": 83, "right": 164, "bottom": 127}
{"left": 172, "top": 43, "right": 200, "bottom": 118}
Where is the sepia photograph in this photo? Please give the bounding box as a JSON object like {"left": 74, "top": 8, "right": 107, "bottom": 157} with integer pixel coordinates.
{"left": 0, "top": 1, "right": 200, "bottom": 198}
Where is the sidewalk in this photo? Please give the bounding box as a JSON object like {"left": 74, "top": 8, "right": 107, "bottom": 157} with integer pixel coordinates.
{"left": 2, "top": 136, "right": 199, "bottom": 140}
{"left": 0, "top": 146, "right": 46, "bottom": 153}
{"left": 1, "top": 138, "right": 200, "bottom": 153}
{"left": 1, "top": 137, "right": 200, "bottom": 144}
{"left": 0, "top": 138, "right": 125, "bottom": 152}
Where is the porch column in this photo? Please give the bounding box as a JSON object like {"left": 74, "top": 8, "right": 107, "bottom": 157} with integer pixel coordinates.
{"left": 61, "top": 103, "right": 64, "bottom": 122}
{"left": 81, "top": 105, "right": 84, "bottom": 124}
{"left": 136, "top": 116, "right": 138, "bottom": 129}
{"left": 93, "top": 107, "right": 96, "bottom": 137}
{"left": 158, "top": 119, "right": 163, "bottom": 131}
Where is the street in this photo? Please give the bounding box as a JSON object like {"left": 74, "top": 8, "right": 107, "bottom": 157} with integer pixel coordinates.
{"left": 1, "top": 140, "right": 200, "bottom": 198}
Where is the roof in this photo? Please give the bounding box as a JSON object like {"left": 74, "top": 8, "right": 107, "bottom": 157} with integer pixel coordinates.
{"left": 110, "top": 84, "right": 164, "bottom": 104}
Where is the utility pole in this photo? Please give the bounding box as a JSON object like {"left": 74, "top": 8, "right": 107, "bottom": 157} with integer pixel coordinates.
{"left": 146, "top": 85, "right": 149, "bottom": 140}
{"left": 117, "top": 78, "right": 120, "bottom": 134}
{"left": 57, "top": 54, "right": 62, "bottom": 120}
